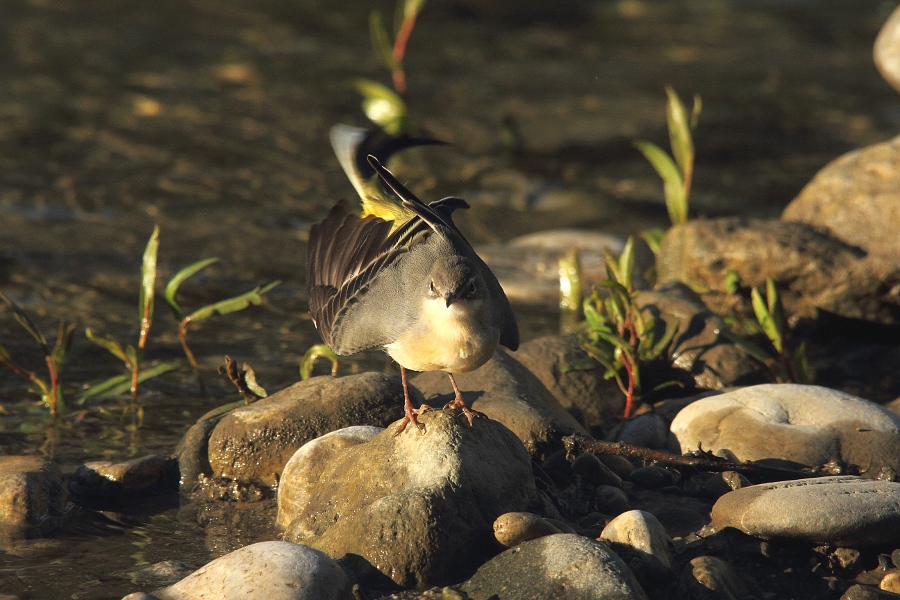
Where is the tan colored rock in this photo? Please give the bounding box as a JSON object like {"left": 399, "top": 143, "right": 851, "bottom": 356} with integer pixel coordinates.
{"left": 711, "top": 476, "right": 900, "bottom": 546}
{"left": 678, "top": 556, "right": 754, "bottom": 600}
{"left": 206, "top": 373, "right": 413, "bottom": 486}
{"left": 279, "top": 410, "right": 544, "bottom": 589}
{"left": 671, "top": 384, "right": 900, "bottom": 478}
{"left": 412, "top": 347, "right": 588, "bottom": 459}
{"left": 493, "top": 512, "right": 568, "bottom": 547}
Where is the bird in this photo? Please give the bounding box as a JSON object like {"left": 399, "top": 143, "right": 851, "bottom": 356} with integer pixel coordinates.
{"left": 306, "top": 125, "right": 519, "bottom": 434}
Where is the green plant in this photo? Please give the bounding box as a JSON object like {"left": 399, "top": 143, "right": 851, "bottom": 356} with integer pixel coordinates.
{"left": 164, "top": 258, "right": 279, "bottom": 394}
{"left": 354, "top": 0, "right": 426, "bottom": 134}
{"left": 635, "top": 86, "right": 701, "bottom": 228}
{"left": 370, "top": 0, "right": 425, "bottom": 96}
{"left": 722, "top": 275, "right": 811, "bottom": 384}
{"left": 80, "top": 226, "right": 179, "bottom": 409}
{"left": 299, "top": 344, "right": 339, "bottom": 380}
{"left": 0, "top": 291, "right": 74, "bottom": 416}
{"left": 568, "top": 238, "right": 678, "bottom": 418}
{"left": 558, "top": 248, "right": 583, "bottom": 335}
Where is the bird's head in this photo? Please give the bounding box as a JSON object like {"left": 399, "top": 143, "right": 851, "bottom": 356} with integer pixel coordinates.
{"left": 426, "top": 255, "right": 486, "bottom": 310}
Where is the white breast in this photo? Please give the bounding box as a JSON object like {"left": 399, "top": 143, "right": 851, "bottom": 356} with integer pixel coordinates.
{"left": 385, "top": 296, "right": 499, "bottom": 373}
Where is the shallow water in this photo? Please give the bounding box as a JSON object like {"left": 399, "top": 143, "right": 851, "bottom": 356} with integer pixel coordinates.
{"left": 1, "top": 0, "right": 898, "bottom": 597}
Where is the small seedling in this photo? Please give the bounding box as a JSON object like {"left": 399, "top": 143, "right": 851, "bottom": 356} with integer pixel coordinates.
{"left": 299, "top": 344, "right": 339, "bottom": 380}
{"left": 635, "top": 86, "right": 701, "bottom": 229}
{"left": 558, "top": 248, "right": 583, "bottom": 335}
{"left": 567, "top": 238, "right": 678, "bottom": 418}
{"left": 370, "top": 0, "right": 426, "bottom": 96}
{"left": 80, "top": 226, "right": 178, "bottom": 411}
{"left": 722, "top": 275, "right": 811, "bottom": 384}
{"left": 0, "top": 291, "right": 74, "bottom": 416}
{"left": 354, "top": 0, "right": 426, "bottom": 133}
{"left": 164, "top": 257, "right": 279, "bottom": 394}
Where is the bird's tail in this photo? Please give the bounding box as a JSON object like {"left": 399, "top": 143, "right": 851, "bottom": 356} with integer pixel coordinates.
{"left": 329, "top": 124, "right": 445, "bottom": 224}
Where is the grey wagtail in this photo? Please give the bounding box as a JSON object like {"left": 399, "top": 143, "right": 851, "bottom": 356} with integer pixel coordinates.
{"left": 306, "top": 125, "right": 519, "bottom": 434}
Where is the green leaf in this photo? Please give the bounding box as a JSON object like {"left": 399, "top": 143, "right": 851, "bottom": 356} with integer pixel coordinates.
{"left": 125, "top": 345, "right": 140, "bottom": 370}
{"left": 299, "top": 344, "right": 339, "bottom": 380}
{"left": 352, "top": 78, "right": 409, "bottom": 135}
{"left": 618, "top": 237, "right": 635, "bottom": 291}
{"left": 724, "top": 268, "right": 741, "bottom": 295}
{"left": 665, "top": 86, "right": 694, "bottom": 177}
{"left": 85, "top": 328, "right": 129, "bottom": 364}
{"left": 558, "top": 249, "right": 582, "bottom": 313}
{"left": 164, "top": 257, "right": 219, "bottom": 319}
{"left": 633, "top": 140, "right": 687, "bottom": 225}
{"left": 561, "top": 358, "right": 599, "bottom": 373}
{"left": 139, "top": 226, "right": 160, "bottom": 343}
{"left": 0, "top": 290, "right": 49, "bottom": 352}
{"left": 751, "top": 286, "right": 782, "bottom": 352}
{"left": 242, "top": 363, "right": 268, "bottom": 398}
{"left": 369, "top": 10, "right": 399, "bottom": 71}
{"left": 648, "top": 318, "right": 679, "bottom": 361}
{"left": 51, "top": 320, "right": 76, "bottom": 372}
{"left": 77, "top": 361, "right": 180, "bottom": 403}
{"left": 401, "top": 0, "right": 426, "bottom": 22}
{"left": 184, "top": 281, "right": 279, "bottom": 323}
{"left": 640, "top": 227, "right": 666, "bottom": 255}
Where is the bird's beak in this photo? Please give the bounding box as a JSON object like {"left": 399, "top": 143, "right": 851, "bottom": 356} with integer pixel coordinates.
{"left": 445, "top": 289, "right": 464, "bottom": 308}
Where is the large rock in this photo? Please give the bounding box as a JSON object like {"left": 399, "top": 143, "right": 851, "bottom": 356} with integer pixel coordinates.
{"left": 460, "top": 533, "right": 648, "bottom": 600}
{"left": 412, "top": 348, "right": 588, "bottom": 459}
{"left": 711, "top": 476, "right": 900, "bottom": 546}
{"left": 656, "top": 217, "right": 900, "bottom": 326}
{"left": 279, "top": 410, "right": 545, "bottom": 589}
{"left": 782, "top": 134, "right": 900, "bottom": 264}
{"left": 636, "top": 283, "right": 769, "bottom": 392}
{"left": 201, "top": 373, "right": 413, "bottom": 487}
{"left": 514, "top": 334, "right": 624, "bottom": 427}
{"left": 150, "top": 541, "right": 352, "bottom": 600}
{"left": 671, "top": 384, "right": 900, "bottom": 478}
{"left": 0, "top": 456, "right": 66, "bottom": 541}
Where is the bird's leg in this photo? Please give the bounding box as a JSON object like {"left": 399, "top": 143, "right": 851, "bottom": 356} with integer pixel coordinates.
{"left": 394, "top": 365, "right": 432, "bottom": 435}
{"left": 444, "top": 373, "right": 486, "bottom": 427}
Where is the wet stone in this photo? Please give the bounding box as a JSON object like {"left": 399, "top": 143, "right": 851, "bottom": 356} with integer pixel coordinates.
{"left": 206, "top": 373, "right": 411, "bottom": 487}
{"left": 841, "top": 584, "right": 900, "bottom": 600}
{"left": 460, "top": 533, "right": 648, "bottom": 600}
{"left": 671, "top": 384, "right": 900, "bottom": 478}
{"left": 711, "top": 476, "right": 900, "bottom": 546}
{"left": 0, "top": 456, "right": 66, "bottom": 541}
{"left": 72, "top": 454, "right": 178, "bottom": 497}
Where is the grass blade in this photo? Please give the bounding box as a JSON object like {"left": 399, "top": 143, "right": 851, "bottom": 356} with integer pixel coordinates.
{"left": 164, "top": 257, "right": 219, "bottom": 319}
{"left": 139, "top": 226, "right": 160, "bottom": 348}
{"left": 185, "top": 281, "right": 279, "bottom": 323}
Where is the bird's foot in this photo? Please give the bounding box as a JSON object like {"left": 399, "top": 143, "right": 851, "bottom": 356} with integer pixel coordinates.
{"left": 394, "top": 403, "right": 435, "bottom": 436}
{"left": 443, "top": 396, "right": 486, "bottom": 427}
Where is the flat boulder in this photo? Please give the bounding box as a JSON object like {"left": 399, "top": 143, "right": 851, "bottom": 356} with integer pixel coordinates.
{"left": 711, "top": 476, "right": 900, "bottom": 546}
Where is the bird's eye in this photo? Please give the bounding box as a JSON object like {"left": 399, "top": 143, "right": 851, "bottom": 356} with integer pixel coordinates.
{"left": 429, "top": 280, "right": 436, "bottom": 295}
{"left": 466, "top": 280, "right": 477, "bottom": 296}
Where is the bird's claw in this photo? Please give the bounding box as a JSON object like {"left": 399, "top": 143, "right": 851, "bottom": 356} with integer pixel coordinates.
{"left": 394, "top": 403, "right": 435, "bottom": 436}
